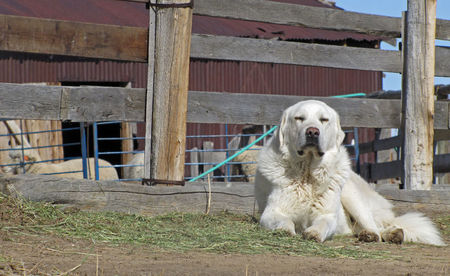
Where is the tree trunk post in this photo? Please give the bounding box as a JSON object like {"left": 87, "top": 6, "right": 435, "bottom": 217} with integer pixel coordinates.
{"left": 401, "top": 0, "right": 437, "bottom": 190}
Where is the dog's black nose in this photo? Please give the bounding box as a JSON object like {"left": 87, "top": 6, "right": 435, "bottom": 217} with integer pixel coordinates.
{"left": 306, "top": 127, "right": 320, "bottom": 138}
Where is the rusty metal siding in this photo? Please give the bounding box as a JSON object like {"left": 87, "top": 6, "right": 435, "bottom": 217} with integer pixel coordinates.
{"left": 189, "top": 59, "right": 382, "bottom": 96}
{"left": 0, "top": 52, "right": 147, "bottom": 88}
{"left": 0, "top": 0, "right": 148, "bottom": 27}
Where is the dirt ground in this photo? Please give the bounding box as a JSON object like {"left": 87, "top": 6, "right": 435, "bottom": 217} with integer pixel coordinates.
{"left": 1, "top": 203, "right": 449, "bottom": 276}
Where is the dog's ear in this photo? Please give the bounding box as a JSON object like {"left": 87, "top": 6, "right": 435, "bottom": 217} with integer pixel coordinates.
{"left": 276, "top": 110, "right": 290, "bottom": 153}
{"left": 278, "top": 113, "right": 286, "bottom": 146}
{"left": 335, "top": 112, "right": 345, "bottom": 146}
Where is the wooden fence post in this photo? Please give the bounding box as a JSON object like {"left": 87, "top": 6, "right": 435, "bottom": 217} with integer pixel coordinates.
{"left": 401, "top": 0, "right": 437, "bottom": 190}
{"left": 144, "top": 0, "right": 193, "bottom": 184}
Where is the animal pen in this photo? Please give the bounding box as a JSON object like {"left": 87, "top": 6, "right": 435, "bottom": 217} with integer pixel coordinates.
{"left": 0, "top": 0, "right": 450, "bottom": 213}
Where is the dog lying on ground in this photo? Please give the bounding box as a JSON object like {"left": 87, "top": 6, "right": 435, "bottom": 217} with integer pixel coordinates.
{"left": 255, "top": 100, "right": 444, "bottom": 246}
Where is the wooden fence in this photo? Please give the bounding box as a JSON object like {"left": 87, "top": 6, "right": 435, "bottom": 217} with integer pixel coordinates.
{"left": 0, "top": 0, "right": 449, "bottom": 189}
{"left": 359, "top": 134, "right": 450, "bottom": 184}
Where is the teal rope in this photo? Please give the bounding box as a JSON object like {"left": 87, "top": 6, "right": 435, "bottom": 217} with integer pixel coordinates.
{"left": 332, "top": 92, "right": 366, "bottom": 98}
{"left": 187, "top": 92, "right": 366, "bottom": 182}
{"left": 188, "top": 125, "right": 278, "bottom": 182}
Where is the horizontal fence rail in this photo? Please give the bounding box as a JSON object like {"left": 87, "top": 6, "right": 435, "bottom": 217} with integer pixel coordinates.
{"left": 191, "top": 34, "right": 404, "bottom": 73}
{"left": 0, "top": 14, "right": 148, "bottom": 62}
{"left": 0, "top": 83, "right": 449, "bottom": 129}
{"left": 193, "top": 0, "right": 450, "bottom": 40}
{"left": 191, "top": 34, "right": 450, "bottom": 76}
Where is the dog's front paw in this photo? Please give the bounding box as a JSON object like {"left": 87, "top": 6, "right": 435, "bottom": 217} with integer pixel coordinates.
{"left": 303, "top": 230, "right": 322, "bottom": 242}
{"left": 358, "top": 230, "right": 380, "bottom": 242}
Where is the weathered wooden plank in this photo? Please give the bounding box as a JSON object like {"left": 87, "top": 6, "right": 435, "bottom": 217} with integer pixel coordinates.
{"left": 400, "top": 2, "right": 436, "bottom": 191}
{"left": 188, "top": 91, "right": 402, "bottom": 128}
{"left": 60, "top": 86, "right": 145, "bottom": 122}
{"left": 194, "top": 0, "right": 450, "bottom": 40}
{"left": 121, "top": 122, "right": 134, "bottom": 177}
{"left": 0, "top": 174, "right": 256, "bottom": 215}
{"left": 191, "top": 34, "right": 450, "bottom": 77}
{"left": 0, "top": 83, "right": 62, "bottom": 120}
{"left": 358, "top": 131, "right": 450, "bottom": 155}
{"left": 1, "top": 175, "right": 449, "bottom": 218}
{"left": 435, "top": 153, "right": 450, "bottom": 174}
{"left": 370, "top": 160, "right": 402, "bottom": 181}
{"left": 143, "top": 4, "right": 157, "bottom": 180}
{"left": 435, "top": 129, "right": 450, "bottom": 141}
{"left": 436, "top": 18, "right": 450, "bottom": 41}
{"left": 194, "top": 0, "right": 401, "bottom": 37}
{"left": 0, "top": 14, "right": 148, "bottom": 62}
{"left": 435, "top": 46, "right": 450, "bottom": 77}
{"left": 191, "top": 34, "right": 403, "bottom": 73}
{"left": 377, "top": 184, "right": 450, "bottom": 205}
{"left": 189, "top": 147, "right": 200, "bottom": 178}
{"left": 145, "top": 1, "right": 193, "bottom": 182}
{"left": 358, "top": 136, "right": 402, "bottom": 155}
{"left": 186, "top": 91, "right": 446, "bottom": 129}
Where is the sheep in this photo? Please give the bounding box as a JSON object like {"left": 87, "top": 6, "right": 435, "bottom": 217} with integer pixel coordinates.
{"left": 231, "top": 145, "right": 262, "bottom": 182}
{"left": 122, "top": 152, "right": 144, "bottom": 180}
{"left": 4, "top": 147, "right": 119, "bottom": 180}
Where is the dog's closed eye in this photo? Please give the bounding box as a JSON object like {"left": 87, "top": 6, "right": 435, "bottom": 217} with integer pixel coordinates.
{"left": 320, "top": 118, "right": 329, "bottom": 123}
{"left": 294, "top": 116, "right": 304, "bottom": 122}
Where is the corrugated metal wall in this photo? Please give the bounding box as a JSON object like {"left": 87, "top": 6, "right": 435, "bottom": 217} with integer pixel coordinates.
{"left": 0, "top": 52, "right": 148, "bottom": 88}
{"left": 189, "top": 60, "right": 381, "bottom": 96}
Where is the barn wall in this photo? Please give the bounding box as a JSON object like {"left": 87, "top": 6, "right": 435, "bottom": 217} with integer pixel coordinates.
{"left": 0, "top": 52, "right": 148, "bottom": 88}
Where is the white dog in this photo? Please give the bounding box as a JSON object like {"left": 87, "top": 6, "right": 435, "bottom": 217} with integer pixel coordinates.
{"left": 255, "top": 100, "right": 444, "bottom": 245}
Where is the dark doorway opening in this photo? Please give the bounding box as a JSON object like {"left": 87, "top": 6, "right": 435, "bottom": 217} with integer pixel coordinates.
{"left": 60, "top": 82, "right": 129, "bottom": 178}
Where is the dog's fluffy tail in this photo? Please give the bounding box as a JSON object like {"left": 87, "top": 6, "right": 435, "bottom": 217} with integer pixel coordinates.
{"left": 390, "top": 212, "right": 445, "bottom": 246}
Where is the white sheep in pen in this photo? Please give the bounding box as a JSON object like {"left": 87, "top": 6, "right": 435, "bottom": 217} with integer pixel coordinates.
{"left": 1, "top": 120, "right": 118, "bottom": 180}
{"left": 122, "top": 152, "right": 144, "bottom": 180}
{"left": 4, "top": 147, "right": 119, "bottom": 180}
{"left": 231, "top": 145, "right": 262, "bottom": 182}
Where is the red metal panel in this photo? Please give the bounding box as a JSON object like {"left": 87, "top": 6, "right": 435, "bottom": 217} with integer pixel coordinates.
{"left": 189, "top": 60, "right": 382, "bottom": 97}
{"left": 0, "top": 52, "right": 148, "bottom": 88}
{"left": 0, "top": 0, "right": 148, "bottom": 27}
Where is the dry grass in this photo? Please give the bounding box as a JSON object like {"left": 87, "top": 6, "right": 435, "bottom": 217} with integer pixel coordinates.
{"left": 2, "top": 193, "right": 448, "bottom": 264}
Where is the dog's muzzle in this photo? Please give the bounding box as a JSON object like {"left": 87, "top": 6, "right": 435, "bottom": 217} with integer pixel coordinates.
{"left": 297, "top": 127, "right": 324, "bottom": 157}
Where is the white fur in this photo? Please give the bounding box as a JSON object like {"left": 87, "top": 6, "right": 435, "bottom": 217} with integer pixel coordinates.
{"left": 232, "top": 145, "right": 262, "bottom": 182}
{"left": 255, "top": 100, "right": 445, "bottom": 245}
{"left": 123, "top": 152, "right": 144, "bottom": 180}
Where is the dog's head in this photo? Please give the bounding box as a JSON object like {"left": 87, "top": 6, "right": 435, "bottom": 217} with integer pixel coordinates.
{"left": 276, "top": 100, "right": 345, "bottom": 159}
